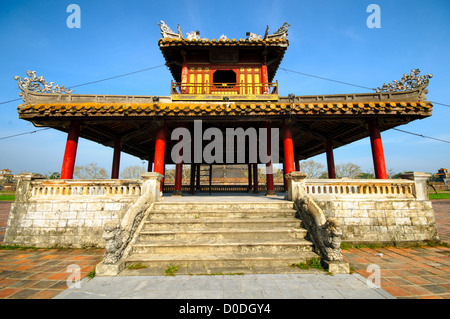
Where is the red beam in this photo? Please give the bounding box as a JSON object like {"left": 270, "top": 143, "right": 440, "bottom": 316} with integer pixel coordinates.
{"left": 60, "top": 121, "right": 80, "bottom": 180}
{"left": 368, "top": 119, "right": 388, "bottom": 179}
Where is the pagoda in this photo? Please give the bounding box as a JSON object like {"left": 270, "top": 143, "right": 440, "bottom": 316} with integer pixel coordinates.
{"left": 6, "top": 22, "right": 440, "bottom": 272}
{"left": 14, "top": 22, "right": 434, "bottom": 196}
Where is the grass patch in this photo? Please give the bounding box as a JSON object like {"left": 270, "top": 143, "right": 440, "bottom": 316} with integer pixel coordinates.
{"left": 164, "top": 265, "right": 180, "bottom": 276}
{"left": 0, "top": 244, "right": 39, "bottom": 251}
{"left": 126, "top": 263, "right": 148, "bottom": 270}
{"left": 87, "top": 269, "right": 96, "bottom": 280}
{"left": 341, "top": 240, "right": 449, "bottom": 250}
{"left": 0, "top": 194, "right": 15, "bottom": 201}
{"left": 291, "top": 257, "right": 324, "bottom": 271}
{"left": 429, "top": 192, "right": 450, "bottom": 200}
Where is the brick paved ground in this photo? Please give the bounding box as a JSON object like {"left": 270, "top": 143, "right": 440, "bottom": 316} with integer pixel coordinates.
{"left": 342, "top": 199, "right": 450, "bottom": 299}
{"left": 0, "top": 200, "right": 449, "bottom": 299}
{"left": 0, "top": 201, "right": 104, "bottom": 299}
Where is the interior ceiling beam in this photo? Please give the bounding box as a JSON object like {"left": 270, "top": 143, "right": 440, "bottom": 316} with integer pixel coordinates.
{"left": 293, "top": 122, "right": 344, "bottom": 147}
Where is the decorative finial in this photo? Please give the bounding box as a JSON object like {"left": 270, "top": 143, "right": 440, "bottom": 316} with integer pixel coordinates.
{"left": 14, "top": 70, "right": 74, "bottom": 101}
{"left": 374, "top": 69, "right": 433, "bottom": 93}
{"left": 158, "top": 20, "right": 182, "bottom": 39}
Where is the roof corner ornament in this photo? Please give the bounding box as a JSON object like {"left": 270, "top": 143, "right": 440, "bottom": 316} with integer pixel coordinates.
{"left": 14, "top": 71, "right": 74, "bottom": 101}
{"left": 186, "top": 30, "right": 202, "bottom": 41}
{"left": 374, "top": 69, "right": 433, "bottom": 94}
{"left": 264, "top": 22, "right": 290, "bottom": 40}
{"left": 246, "top": 32, "right": 262, "bottom": 42}
{"left": 158, "top": 20, "right": 182, "bottom": 39}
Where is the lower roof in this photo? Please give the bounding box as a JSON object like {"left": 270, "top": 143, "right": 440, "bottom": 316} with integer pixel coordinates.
{"left": 17, "top": 90, "right": 432, "bottom": 164}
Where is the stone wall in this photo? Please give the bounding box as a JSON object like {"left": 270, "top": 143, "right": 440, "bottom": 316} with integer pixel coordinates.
{"left": 315, "top": 198, "right": 438, "bottom": 243}
{"left": 287, "top": 172, "right": 440, "bottom": 245}
{"left": 4, "top": 175, "right": 142, "bottom": 248}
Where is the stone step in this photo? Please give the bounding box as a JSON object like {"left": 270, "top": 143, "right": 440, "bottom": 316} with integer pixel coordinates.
{"left": 153, "top": 201, "right": 295, "bottom": 212}
{"left": 131, "top": 239, "right": 314, "bottom": 255}
{"left": 124, "top": 251, "right": 322, "bottom": 275}
{"left": 137, "top": 228, "right": 308, "bottom": 242}
{"left": 142, "top": 218, "right": 302, "bottom": 231}
{"left": 147, "top": 209, "right": 297, "bottom": 220}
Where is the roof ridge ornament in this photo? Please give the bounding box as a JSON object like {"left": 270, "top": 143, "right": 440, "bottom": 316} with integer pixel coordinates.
{"left": 265, "top": 22, "right": 290, "bottom": 40}
{"left": 14, "top": 70, "right": 74, "bottom": 102}
{"left": 158, "top": 20, "right": 182, "bottom": 39}
{"left": 374, "top": 69, "right": 433, "bottom": 93}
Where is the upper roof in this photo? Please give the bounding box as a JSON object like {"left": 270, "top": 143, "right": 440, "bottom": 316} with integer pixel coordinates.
{"left": 158, "top": 21, "right": 290, "bottom": 82}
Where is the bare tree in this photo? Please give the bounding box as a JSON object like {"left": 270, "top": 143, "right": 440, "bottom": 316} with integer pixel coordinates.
{"left": 299, "top": 160, "right": 326, "bottom": 178}
{"left": 335, "top": 162, "right": 362, "bottom": 179}
{"left": 73, "top": 163, "right": 108, "bottom": 179}
{"left": 120, "top": 165, "right": 146, "bottom": 179}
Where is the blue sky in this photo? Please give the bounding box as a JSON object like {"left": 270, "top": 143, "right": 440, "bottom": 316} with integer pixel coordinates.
{"left": 0, "top": 0, "right": 449, "bottom": 176}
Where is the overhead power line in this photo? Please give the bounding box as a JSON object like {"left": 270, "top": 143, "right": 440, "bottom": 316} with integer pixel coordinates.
{"left": 279, "top": 67, "right": 373, "bottom": 90}
{"left": 0, "top": 63, "right": 168, "bottom": 105}
{"left": 0, "top": 128, "right": 51, "bottom": 141}
{"left": 392, "top": 128, "right": 450, "bottom": 144}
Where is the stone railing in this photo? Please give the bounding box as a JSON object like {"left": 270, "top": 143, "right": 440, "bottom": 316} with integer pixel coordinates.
{"left": 304, "top": 178, "right": 414, "bottom": 199}
{"left": 286, "top": 171, "right": 439, "bottom": 253}
{"left": 30, "top": 179, "right": 142, "bottom": 197}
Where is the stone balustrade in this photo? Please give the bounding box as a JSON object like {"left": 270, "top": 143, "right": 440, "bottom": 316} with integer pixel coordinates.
{"left": 286, "top": 171, "right": 439, "bottom": 245}
{"left": 304, "top": 179, "right": 414, "bottom": 198}
{"left": 30, "top": 179, "right": 142, "bottom": 197}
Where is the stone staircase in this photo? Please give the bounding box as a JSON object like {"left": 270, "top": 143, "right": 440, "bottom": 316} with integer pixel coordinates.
{"left": 122, "top": 200, "right": 322, "bottom": 275}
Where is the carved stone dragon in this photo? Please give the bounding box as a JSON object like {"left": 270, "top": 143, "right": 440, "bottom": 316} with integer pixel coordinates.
{"left": 374, "top": 69, "right": 433, "bottom": 93}
{"left": 14, "top": 70, "right": 74, "bottom": 101}
{"left": 296, "top": 196, "right": 344, "bottom": 262}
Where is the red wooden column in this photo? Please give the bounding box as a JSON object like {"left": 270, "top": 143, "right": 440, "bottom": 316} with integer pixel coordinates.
{"left": 282, "top": 122, "right": 295, "bottom": 189}
{"left": 173, "top": 133, "right": 184, "bottom": 196}
{"left": 265, "top": 122, "right": 275, "bottom": 196}
{"left": 181, "top": 55, "right": 188, "bottom": 94}
{"left": 294, "top": 154, "right": 300, "bottom": 172}
{"left": 252, "top": 163, "right": 259, "bottom": 193}
{"left": 60, "top": 121, "right": 80, "bottom": 180}
{"left": 368, "top": 119, "right": 388, "bottom": 179}
{"left": 261, "top": 56, "right": 269, "bottom": 94}
{"left": 153, "top": 124, "right": 167, "bottom": 190}
{"left": 111, "top": 139, "right": 121, "bottom": 179}
{"left": 247, "top": 164, "right": 253, "bottom": 192}
{"left": 326, "top": 139, "right": 336, "bottom": 179}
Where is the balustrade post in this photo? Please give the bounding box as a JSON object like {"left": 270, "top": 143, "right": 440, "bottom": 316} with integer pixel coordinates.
{"left": 400, "top": 172, "right": 431, "bottom": 201}
{"left": 285, "top": 171, "right": 307, "bottom": 202}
